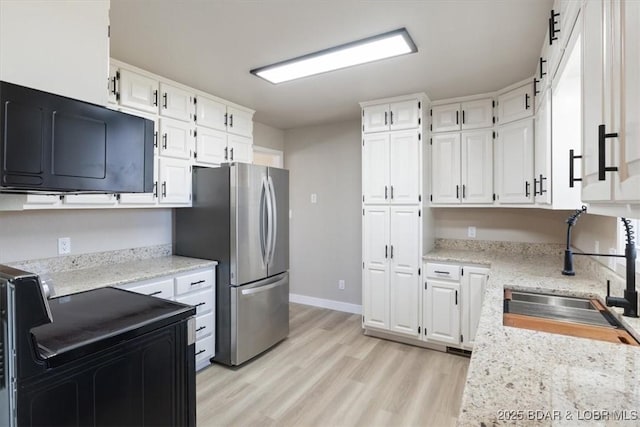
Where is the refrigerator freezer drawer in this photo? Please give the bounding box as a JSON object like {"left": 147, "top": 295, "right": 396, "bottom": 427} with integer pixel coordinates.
{"left": 231, "top": 272, "right": 289, "bottom": 365}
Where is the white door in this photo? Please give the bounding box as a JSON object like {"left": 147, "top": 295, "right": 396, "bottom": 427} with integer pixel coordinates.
{"left": 227, "top": 107, "right": 253, "bottom": 137}
{"left": 158, "top": 158, "right": 191, "bottom": 205}
{"left": 195, "top": 96, "right": 227, "bottom": 131}
{"left": 461, "top": 266, "right": 488, "bottom": 350}
{"left": 535, "top": 87, "right": 552, "bottom": 204}
{"left": 461, "top": 99, "right": 493, "bottom": 130}
{"left": 495, "top": 119, "right": 534, "bottom": 204}
{"left": 362, "top": 133, "right": 390, "bottom": 204}
{"left": 363, "top": 104, "right": 389, "bottom": 133}
{"left": 431, "top": 104, "right": 460, "bottom": 133}
{"left": 389, "top": 130, "right": 420, "bottom": 204}
{"left": 159, "top": 82, "right": 194, "bottom": 122}
{"left": 159, "top": 118, "right": 193, "bottom": 160}
{"left": 194, "top": 127, "right": 227, "bottom": 166}
{"left": 431, "top": 133, "right": 461, "bottom": 204}
{"left": 389, "top": 100, "right": 420, "bottom": 131}
{"left": 228, "top": 134, "right": 253, "bottom": 163}
{"left": 389, "top": 206, "right": 420, "bottom": 337}
{"left": 497, "top": 83, "right": 534, "bottom": 125}
{"left": 615, "top": 1, "right": 640, "bottom": 202}
{"left": 424, "top": 280, "right": 460, "bottom": 345}
{"left": 461, "top": 130, "right": 493, "bottom": 203}
{"left": 119, "top": 69, "right": 159, "bottom": 114}
{"left": 362, "top": 206, "right": 390, "bottom": 330}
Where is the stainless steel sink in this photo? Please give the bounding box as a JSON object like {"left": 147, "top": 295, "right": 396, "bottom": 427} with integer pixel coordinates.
{"left": 505, "top": 290, "right": 619, "bottom": 328}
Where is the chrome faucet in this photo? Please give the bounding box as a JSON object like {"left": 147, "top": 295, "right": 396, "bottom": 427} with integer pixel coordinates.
{"left": 561, "top": 208, "right": 638, "bottom": 318}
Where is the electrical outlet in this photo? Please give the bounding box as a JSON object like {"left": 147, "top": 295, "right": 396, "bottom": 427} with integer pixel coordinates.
{"left": 311, "top": 193, "right": 317, "bottom": 204}
{"left": 58, "top": 237, "right": 71, "bottom": 255}
{"left": 338, "top": 279, "right": 345, "bottom": 290}
{"left": 468, "top": 226, "right": 477, "bottom": 238}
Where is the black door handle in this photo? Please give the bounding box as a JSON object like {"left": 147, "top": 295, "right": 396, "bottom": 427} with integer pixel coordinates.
{"left": 549, "top": 9, "right": 560, "bottom": 45}
{"left": 539, "top": 57, "right": 547, "bottom": 78}
{"left": 162, "top": 92, "right": 168, "bottom": 109}
{"left": 525, "top": 181, "right": 531, "bottom": 198}
{"left": 456, "top": 185, "right": 459, "bottom": 199}
{"left": 153, "top": 90, "right": 158, "bottom": 106}
{"left": 462, "top": 110, "right": 465, "bottom": 124}
{"left": 598, "top": 124, "right": 619, "bottom": 180}
{"left": 462, "top": 184, "right": 466, "bottom": 199}
{"left": 569, "top": 149, "right": 583, "bottom": 188}
{"left": 533, "top": 178, "right": 539, "bottom": 196}
{"left": 534, "top": 78, "right": 540, "bottom": 96}
{"left": 525, "top": 93, "right": 530, "bottom": 110}
{"left": 385, "top": 245, "right": 388, "bottom": 258}
{"left": 539, "top": 174, "right": 547, "bottom": 194}
{"left": 456, "top": 111, "right": 459, "bottom": 125}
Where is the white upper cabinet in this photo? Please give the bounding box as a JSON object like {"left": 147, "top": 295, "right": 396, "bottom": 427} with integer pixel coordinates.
{"left": 227, "top": 107, "right": 254, "bottom": 137}
{"left": 158, "top": 158, "right": 191, "bottom": 205}
{"left": 431, "top": 133, "right": 462, "bottom": 204}
{"left": 194, "top": 127, "right": 227, "bottom": 166}
{"left": 159, "top": 118, "right": 193, "bottom": 160}
{"left": 431, "top": 99, "right": 493, "bottom": 133}
{"left": 159, "top": 83, "right": 194, "bottom": 122}
{"left": 534, "top": 87, "right": 552, "bottom": 205}
{"left": 495, "top": 118, "right": 534, "bottom": 204}
{"left": 461, "top": 130, "right": 494, "bottom": 204}
{"left": 0, "top": 0, "right": 109, "bottom": 105}
{"left": 363, "top": 100, "right": 421, "bottom": 133}
{"left": 362, "top": 133, "right": 391, "bottom": 204}
{"left": 228, "top": 134, "right": 253, "bottom": 163}
{"left": 119, "top": 69, "right": 159, "bottom": 114}
{"left": 497, "top": 83, "right": 534, "bottom": 125}
{"left": 196, "top": 96, "right": 227, "bottom": 131}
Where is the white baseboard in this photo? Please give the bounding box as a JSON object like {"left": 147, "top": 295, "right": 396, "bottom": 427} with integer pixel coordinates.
{"left": 289, "top": 293, "right": 362, "bottom": 314}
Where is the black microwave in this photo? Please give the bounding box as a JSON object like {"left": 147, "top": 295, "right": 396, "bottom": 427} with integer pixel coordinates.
{"left": 0, "top": 81, "right": 154, "bottom": 194}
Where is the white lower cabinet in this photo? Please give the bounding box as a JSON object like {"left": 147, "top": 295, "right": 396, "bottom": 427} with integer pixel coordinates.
{"left": 460, "top": 266, "right": 489, "bottom": 349}
{"left": 118, "top": 266, "right": 216, "bottom": 371}
{"left": 424, "top": 279, "right": 460, "bottom": 345}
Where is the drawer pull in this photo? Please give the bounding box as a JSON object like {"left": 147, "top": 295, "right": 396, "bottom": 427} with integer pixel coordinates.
{"left": 196, "top": 326, "right": 206, "bottom": 332}
{"left": 434, "top": 270, "right": 450, "bottom": 275}
{"left": 195, "top": 302, "right": 206, "bottom": 308}
{"left": 190, "top": 280, "right": 206, "bottom": 286}
{"left": 195, "top": 349, "right": 206, "bottom": 356}
{"left": 148, "top": 291, "right": 162, "bottom": 296}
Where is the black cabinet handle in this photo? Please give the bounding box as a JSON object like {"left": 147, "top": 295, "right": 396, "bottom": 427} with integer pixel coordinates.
{"left": 456, "top": 111, "right": 459, "bottom": 125}
{"left": 525, "top": 93, "right": 530, "bottom": 110}
{"left": 539, "top": 57, "right": 547, "bottom": 78}
{"left": 390, "top": 111, "right": 394, "bottom": 125}
{"left": 110, "top": 76, "right": 117, "bottom": 95}
{"left": 456, "top": 185, "right": 459, "bottom": 199}
{"left": 153, "top": 182, "right": 158, "bottom": 198}
{"left": 384, "top": 111, "right": 388, "bottom": 126}
{"left": 229, "top": 114, "right": 234, "bottom": 128}
{"left": 190, "top": 280, "right": 205, "bottom": 286}
{"left": 525, "top": 181, "right": 531, "bottom": 197}
{"left": 462, "top": 184, "right": 466, "bottom": 199}
{"left": 162, "top": 182, "right": 167, "bottom": 198}
{"left": 549, "top": 9, "right": 560, "bottom": 45}
{"left": 230, "top": 147, "right": 234, "bottom": 161}
{"left": 390, "top": 185, "right": 394, "bottom": 199}
{"left": 195, "top": 349, "right": 206, "bottom": 356}
{"left": 462, "top": 110, "right": 465, "bottom": 124}
{"left": 390, "top": 245, "right": 394, "bottom": 259}
{"left": 153, "top": 131, "right": 158, "bottom": 148}
{"left": 539, "top": 174, "right": 547, "bottom": 194}
{"left": 598, "top": 124, "right": 619, "bottom": 180}
{"left": 195, "top": 302, "right": 206, "bottom": 308}
{"left": 162, "top": 133, "right": 167, "bottom": 149}
{"left": 196, "top": 326, "right": 206, "bottom": 332}
{"left": 534, "top": 78, "right": 540, "bottom": 96}
{"left": 153, "top": 90, "right": 158, "bottom": 106}
{"left": 224, "top": 146, "right": 228, "bottom": 160}
{"left": 162, "top": 92, "right": 168, "bottom": 109}
{"left": 148, "top": 291, "right": 162, "bottom": 296}
{"left": 224, "top": 113, "right": 228, "bottom": 126}
{"left": 569, "top": 149, "right": 583, "bottom": 187}
{"left": 434, "top": 270, "right": 450, "bottom": 275}
{"left": 533, "top": 178, "right": 539, "bottom": 196}
{"left": 455, "top": 290, "right": 458, "bottom": 305}
{"left": 384, "top": 185, "right": 388, "bottom": 199}
{"left": 385, "top": 245, "right": 388, "bottom": 258}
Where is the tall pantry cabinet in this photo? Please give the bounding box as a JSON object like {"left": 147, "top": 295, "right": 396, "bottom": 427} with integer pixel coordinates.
{"left": 360, "top": 94, "right": 429, "bottom": 340}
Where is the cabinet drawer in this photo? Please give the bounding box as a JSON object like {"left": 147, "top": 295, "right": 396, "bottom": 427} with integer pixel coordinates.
{"left": 195, "top": 336, "right": 214, "bottom": 363}
{"left": 175, "top": 270, "right": 213, "bottom": 295}
{"left": 175, "top": 289, "right": 213, "bottom": 314}
{"left": 425, "top": 263, "right": 460, "bottom": 280}
{"left": 125, "top": 278, "right": 174, "bottom": 300}
{"left": 195, "top": 312, "right": 214, "bottom": 340}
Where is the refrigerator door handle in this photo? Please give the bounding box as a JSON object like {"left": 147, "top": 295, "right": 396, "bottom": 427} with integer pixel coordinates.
{"left": 259, "top": 176, "right": 269, "bottom": 267}
{"left": 264, "top": 175, "right": 274, "bottom": 265}
{"left": 267, "top": 175, "right": 278, "bottom": 265}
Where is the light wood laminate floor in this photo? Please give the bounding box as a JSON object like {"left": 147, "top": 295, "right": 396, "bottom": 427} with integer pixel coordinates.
{"left": 196, "top": 303, "right": 469, "bottom": 427}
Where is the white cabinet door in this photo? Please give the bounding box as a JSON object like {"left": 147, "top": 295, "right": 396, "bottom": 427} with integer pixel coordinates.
{"left": 461, "top": 266, "right": 488, "bottom": 350}
{"left": 159, "top": 118, "right": 193, "bottom": 160}
{"left": 461, "top": 99, "right": 493, "bottom": 130}
{"left": 196, "top": 96, "right": 227, "bottom": 131}
{"left": 119, "top": 69, "right": 159, "bottom": 113}
{"left": 195, "top": 127, "right": 227, "bottom": 166}
{"left": 431, "top": 133, "right": 461, "bottom": 204}
{"left": 431, "top": 104, "right": 460, "bottom": 133}
{"left": 0, "top": 0, "right": 109, "bottom": 105}
{"left": 159, "top": 82, "right": 193, "bottom": 122}
{"left": 497, "top": 83, "right": 534, "bottom": 125}
{"left": 614, "top": 1, "right": 640, "bottom": 202}
{"left": 158, "top": 158, "right": 191, "bottom": 205}
{"left": 389, "top": 206, "right": 420, "bottom": 337}
{"left": 535, "top": 87, "right": 552, "bottom": 204}
{"left": 461, "top": 130, "right": 493, "bottom": 204}
{"left": 228, "top": 134, "right": 253, "bottom": 163}
{"left": 495, "top": 119, "right": 534, "bottom": 204}
{"left": 389, "top": 130, "right": 420, "bottom": 204}
{"left": 363, "top": 104, "right": 390, "bottom": 133}
{"left": 227, "top": 107, "right": 253, "bottom": 137}
{"left": 424, "top": 280, "right": 460, "bottom": 345}
{"left": 363, "top": 206, "right": 390, "bottom": 330}
{"left": 362, "top": 133, "right": 390, "bottom": 204}
{"left": 389, "top": 100, "right": 420, "bottom": 131}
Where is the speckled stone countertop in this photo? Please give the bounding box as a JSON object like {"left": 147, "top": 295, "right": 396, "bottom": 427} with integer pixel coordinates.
{"left": 48, "top": 256, "right": 217, "bottom": 296}
{"left": 424, "top": 248, "right": 640, "bottom": 426}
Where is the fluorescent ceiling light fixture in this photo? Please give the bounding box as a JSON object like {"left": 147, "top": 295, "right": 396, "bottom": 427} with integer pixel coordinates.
{"left": 250, "top": 28, "right": 417, "bottom": 84}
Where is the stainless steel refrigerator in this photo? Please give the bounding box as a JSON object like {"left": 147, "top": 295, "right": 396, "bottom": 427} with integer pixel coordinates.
{"left": 175, "top": 164, "right": 289, "bottom": 366}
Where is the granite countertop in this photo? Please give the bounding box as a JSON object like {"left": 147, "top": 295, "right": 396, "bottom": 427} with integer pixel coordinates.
{"left": 49, "top": 256, "right": 217, "bottom": 297}
{"left": 423, "top": 249, "right": 640, "bottom": 426}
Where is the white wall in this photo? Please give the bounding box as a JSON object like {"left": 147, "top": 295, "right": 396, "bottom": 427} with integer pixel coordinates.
{"left": 253, "top": 121, "right": 284, "bottom": 151}
{"left": 284, "top": 119, "right": 362, "bottom": 305}
{"left": 0, "top": 209, "right": 172, "bottom": 264}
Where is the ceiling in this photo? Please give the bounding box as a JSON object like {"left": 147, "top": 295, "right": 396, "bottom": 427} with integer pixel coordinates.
{"left": 110, "top": 0, "right": 553, "bottom": 130}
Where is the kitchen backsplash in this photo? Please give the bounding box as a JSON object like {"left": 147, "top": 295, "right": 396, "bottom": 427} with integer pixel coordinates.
{"left": 8, "top": 244, "right": 172, "bottom": 276}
